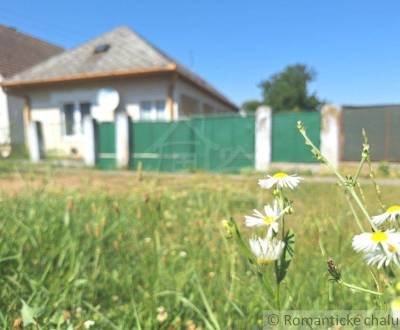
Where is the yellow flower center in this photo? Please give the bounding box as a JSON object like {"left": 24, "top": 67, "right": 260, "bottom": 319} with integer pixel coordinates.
{"left": 263, "top": 216, "right": 275, "bottom": 225}
{"left": 387, "top": 205, "right": 400, "bottom": 214}
{"left": 257, "top": 258, "right": 273, "bottom": 265}
{"left": 273, "top": 172, "right": 289, "bottom": 179}
{"left": 371, "top": 231, "right": 388, "bottom": 243}
{"left": 388, "top": 244, "right": 397, "bottom": 253}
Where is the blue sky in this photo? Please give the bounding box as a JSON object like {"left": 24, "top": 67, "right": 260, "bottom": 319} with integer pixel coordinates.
{"left": 1, "top": 1, "right": 400, "bottom": 106}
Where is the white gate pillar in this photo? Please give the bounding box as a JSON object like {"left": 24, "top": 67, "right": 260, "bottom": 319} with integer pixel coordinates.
{"left": 116, "top": 112, "right": 130, "bottom": 169}
{"left": 27, "top": 121, "right": 43, "bottom": 163}
{"left": 83, "top": 116, "right": 96, "bottom": 167}
{"left": 255, "top": 106, "right": 272, "bottom": 171}
{"left": 320, "top": 104, "right": 342, "bottom": 168}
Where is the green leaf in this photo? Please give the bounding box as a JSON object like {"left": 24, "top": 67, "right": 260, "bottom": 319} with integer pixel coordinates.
{"left": 228, "top": 217, "right": 254, "bottom": 262}
{"left": 21, "top": 300, "right": 38, "bottom": 327}
{"left": 49, "top": 311, "right": 65, "bottom": 325}
{"left": 275, "top": 230, "right": 295, "bottom": 284}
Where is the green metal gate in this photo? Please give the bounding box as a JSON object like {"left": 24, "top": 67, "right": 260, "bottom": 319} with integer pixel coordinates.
{"left": 129, "top": 120, "right": 195, "bottom": 172}
{"left": 192, "top": 115, "right": 255, "bottom": 171}
{"left": 272, "top": 112, "right": 320, "bottom": 163}
{"left": 96, "top": 122, "right": 116, "bottom": 169}
{"left": 342, "top": 106, "right": 400, "bottom": 161}
{"left": 129, "top": 114, "right": 255, "bottom": 172}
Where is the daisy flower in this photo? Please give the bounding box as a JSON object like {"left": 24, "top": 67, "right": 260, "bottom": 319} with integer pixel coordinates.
{"left": 83, "top": 320, "right": 95, "bottom": 329}
{"left": 156, "top": 306, "right": 168, "bottom": 323}
{"left": 372, "top": 205, "right": 400, "bottom": 226}
{"left": 364, "top": 247, "right": 400, "bottom": 268}
{"left": 352, "top": 231, "right": 400, "bottom": 253}
{"left": 249, "top": 237, "right": 285, "bottom": 265}
{"left": 245, "top": 201, "right": 282, "bottom": 238}
{"left": 258, "top": 172, "right": 301, "bottom": 190}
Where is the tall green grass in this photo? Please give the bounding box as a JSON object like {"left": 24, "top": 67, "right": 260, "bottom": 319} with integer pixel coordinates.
{"left": 0, "top": 172, "right": 399, "bottom": 328}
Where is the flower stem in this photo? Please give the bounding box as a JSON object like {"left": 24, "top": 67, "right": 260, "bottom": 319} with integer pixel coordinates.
{"left": 276, "top": 282, "right": 281, "bottom": 310}
{"left": 297, "top": 124, "right": 377, "bottom": 231}
{"left": 338, "top": 280, "right": 382, "bottom": 296}
{"left": 353, "top": 157, "right": 366, "bottom": 183}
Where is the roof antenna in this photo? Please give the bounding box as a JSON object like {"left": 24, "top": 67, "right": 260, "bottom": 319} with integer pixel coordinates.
{"left": 189, "top": 50, "right": 195, "bottom": 68}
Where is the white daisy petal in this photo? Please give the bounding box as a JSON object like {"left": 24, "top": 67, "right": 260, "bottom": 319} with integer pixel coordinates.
{"left": 258, "top": 172, "right": 301, "bottom": 190}
{"left": 372, "top": 213, "right": 390, "bottom": 226}
{"left": 244, "top": 203, "right": 283, "bottom": 231}
{"left": 254, "top": 209, "right": 264, "bottom": 218}
{"left": 258, "top": 177, "right": 276, "bottom": 189}
{"left": 244, "top": 215, "right": 265, "bottom": 227}
{"left": 364, "top": 248, "right": 400, "bottom": 269}
{"left": 372, "top": 205, "right": 400, "bottom": 226}
{"left": 353, "top": 230, "right": 400, "bottom": 268}
{"left": 249, "top": 237, "right": 285, "bottom": 264}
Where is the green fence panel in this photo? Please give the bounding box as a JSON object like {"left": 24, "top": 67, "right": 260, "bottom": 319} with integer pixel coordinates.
{"left": 191, "top": 115, "right": 255, "bottom": 172}
{"left": 129, "top": 120, "right": 195, "bottom": 172}
{"left": 129, "top": 114, "right": 255, "bottom": 172}
{"left": 272, "top": 112, "right": 320, "bottom": 163}
{"left": 343, "top": 106, "right": 400, "bottom": 161}
{"left": 96, "top": 122, "right": 116, "bottom": 169}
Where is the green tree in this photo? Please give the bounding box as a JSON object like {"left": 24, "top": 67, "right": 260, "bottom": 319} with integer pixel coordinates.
{"left": 259, "top": 64, "right": 322, "bottom": 112}
{"left": 241, "top": 99, "right": 261, "bottom": 113}
{"left": 241, "top": 64, "right": 322, "bottom": 113}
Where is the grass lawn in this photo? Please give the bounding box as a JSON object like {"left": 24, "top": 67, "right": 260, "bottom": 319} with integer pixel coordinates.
{"left": 0, "top": 165, "right": 399, "bottom": 329}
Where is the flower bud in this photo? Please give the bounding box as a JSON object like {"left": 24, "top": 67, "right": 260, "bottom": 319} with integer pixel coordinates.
{"left": 395, "top": 282, "right": 400, "bottom": 294}
{"left": 221, "top": 219, "right": 234, "bottom": 239}
{"left": 327, "top": 258, "right": 341, "bottom": 282}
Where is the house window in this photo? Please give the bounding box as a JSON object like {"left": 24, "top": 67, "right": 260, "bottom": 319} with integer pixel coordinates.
{"left": 203, "top": 103, "right": 214, "bottom": 114}
{"left": 63, "top": 104, "right": 75, "bottom": 136}
{"left": 62, "top": 102, "right": 92, "bottom": 136}
{"left": 155, "top": 100, "right": 166, "bottom": 120}
{"left": 79, "top": 103, "right": 91, "bottom": 133}
{"left": 180, "top": 94, "right": 200, "bottom": 116}
{"left": 140, "top": 101, "right": 152, "bottom": 120}
{"left": 140, "top": 100, "right": 166, "bottom": 121}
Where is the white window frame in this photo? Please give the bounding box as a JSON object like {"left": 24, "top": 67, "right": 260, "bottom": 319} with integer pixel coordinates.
{"left": 139, "top": 99, "right": 166, "bottom": 121}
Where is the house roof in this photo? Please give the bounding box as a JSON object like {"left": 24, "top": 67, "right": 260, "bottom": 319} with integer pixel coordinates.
{"left": 0, "top": 25, "right": 63, "bottom": 78}
{"left": 3, "top": 26, "right": 238, "bottom": 110}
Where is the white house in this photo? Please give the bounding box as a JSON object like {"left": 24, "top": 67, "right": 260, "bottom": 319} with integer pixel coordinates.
{"left": 0, "top": 25, "right": 62, "bottom": 155}
{"left": 2, "top": 26, "right": 238, "bottom": 158}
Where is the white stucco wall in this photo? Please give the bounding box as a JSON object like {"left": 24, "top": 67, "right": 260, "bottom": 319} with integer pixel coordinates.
{"left": 175, "top": 77, "right": 235, "bottom": 117}
{"left": 0, "top": 75, "right": 10, "bottom": 145}
{"left": 25, "top": 76, "right": 171, "bottom": 157}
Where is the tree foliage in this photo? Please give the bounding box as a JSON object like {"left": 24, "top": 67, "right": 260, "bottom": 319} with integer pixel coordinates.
{"left": 241, "top": 99, "right": 261, "bottom": 113}
{"left": 242, "top": 64, "right": 322, "bottom": 113}
{"left": 260, "top": 64, "right": 321, "bottom": 112}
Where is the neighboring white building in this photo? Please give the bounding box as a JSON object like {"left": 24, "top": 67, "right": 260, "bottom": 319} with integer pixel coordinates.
{"left": 2, "top": 26, "right": 238, "bottom": 158}
{"left": 0, "top": 25, "right": 62, "bottom": 155}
